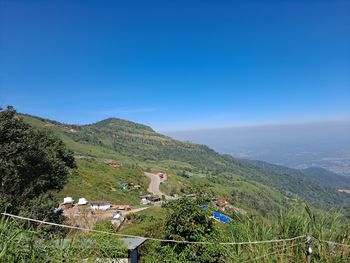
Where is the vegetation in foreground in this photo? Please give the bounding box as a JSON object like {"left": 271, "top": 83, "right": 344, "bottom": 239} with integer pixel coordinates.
{"left": 0, "top": 216, "right": 126, "bottom": 263}
{"left": 1, "top": 198, "right": 350, "bottom": 262}
{"left": 0, "top": 106, "right": 76, "bottom": 230}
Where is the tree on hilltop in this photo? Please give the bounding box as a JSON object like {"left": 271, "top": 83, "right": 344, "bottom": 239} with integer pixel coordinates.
{"left": 0, "top": 106, "right": 76, "bottom": 226}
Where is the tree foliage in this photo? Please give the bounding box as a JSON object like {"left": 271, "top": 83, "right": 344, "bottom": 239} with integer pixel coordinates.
{"left": 0, "top": 106, "right": 76, "bottom": 222}
{"left": 145, "top": 198, "right": 225, "bottom": 263}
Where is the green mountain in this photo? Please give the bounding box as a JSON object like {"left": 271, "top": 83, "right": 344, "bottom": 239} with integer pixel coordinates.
{"left": 20, "top": 114, "right": 350, "bottom": 216}
{"left": 302, "top": 167, "right": 350, "bottom": 188}
{"left": 241, "top": 159, "right": 350, "bottom": 189}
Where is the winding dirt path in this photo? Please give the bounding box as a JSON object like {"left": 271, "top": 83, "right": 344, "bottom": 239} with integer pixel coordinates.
{"left": 144, "top": 172, "right": 174, "bottom": 200}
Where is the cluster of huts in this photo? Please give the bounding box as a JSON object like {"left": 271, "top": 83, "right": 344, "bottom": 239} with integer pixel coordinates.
{"left": 62, "top": 197, "right": 130, "bottom": 211}
{"left": 212, "top": 197, "right": 246, "bottom": 215}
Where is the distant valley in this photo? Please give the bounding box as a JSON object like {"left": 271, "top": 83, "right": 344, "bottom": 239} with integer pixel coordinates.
{"left": 166, "top": 121, "right": 350, "bottom": 176}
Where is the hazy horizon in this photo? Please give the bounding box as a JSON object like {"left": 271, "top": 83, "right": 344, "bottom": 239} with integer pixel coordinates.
{"left": 166, "top": 120, "right": 350, "bottom": 175}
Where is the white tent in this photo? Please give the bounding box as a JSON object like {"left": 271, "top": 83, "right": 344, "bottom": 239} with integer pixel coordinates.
{"left": 63, "top": 197, "right": 74, "bottom": 204}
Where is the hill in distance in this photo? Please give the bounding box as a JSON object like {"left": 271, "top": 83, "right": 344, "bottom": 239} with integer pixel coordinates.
{"left": 20, "top": 113, "right": 350, "bottom": 217}
{"left": 166, "top": 121, "right": 350, "bottom": 176}
{"left": 240, "top": 159, "right": 350, "bottom": 189}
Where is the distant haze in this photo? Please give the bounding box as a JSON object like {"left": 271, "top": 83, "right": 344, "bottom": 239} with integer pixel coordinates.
{"left": 166, "top": 121, "right": 350, "bottom": 175}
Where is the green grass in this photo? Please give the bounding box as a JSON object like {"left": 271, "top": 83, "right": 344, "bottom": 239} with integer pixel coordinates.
{"left": 58, "top": 159, "right": 150, "bottom": 206}
{"left": 119, "top": 206, "right": 166, "bottom": 238}
{"left": 0, "top": 216, "right": 127, "bottom": 263}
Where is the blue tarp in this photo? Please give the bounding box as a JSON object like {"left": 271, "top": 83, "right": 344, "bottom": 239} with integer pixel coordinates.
{"left": 214, "top": 211, "right": 221, "bottom": 219}
{"left": 203, "top": 205, "right": 209, "bottom": 210}
{"left": 220, "top": 215, "right": 231, "bottom": 223}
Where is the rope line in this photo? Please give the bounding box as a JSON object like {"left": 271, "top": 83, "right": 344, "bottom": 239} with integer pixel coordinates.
{"left": 1, "top": 212, "right": 305, "bottom": 245}
{"left": 241, "top": 242, "right": 301, "bottom": 263}
{"left": 312, "top": 237, "right": 350, "bottom": 249}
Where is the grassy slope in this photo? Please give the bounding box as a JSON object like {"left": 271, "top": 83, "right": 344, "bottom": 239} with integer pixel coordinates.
{"left": 20, "top": 114, "right": 350, "bottom": 215}
{"left": 58, "top": 159, "right": 149, "bottom": 205}
{"left": 119, "top": 206, "right": 166, "bottom": 237}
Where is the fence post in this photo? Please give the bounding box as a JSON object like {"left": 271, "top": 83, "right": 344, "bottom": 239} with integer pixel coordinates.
{"left": 305, "top": 236, "right": 312, "bottom": 263}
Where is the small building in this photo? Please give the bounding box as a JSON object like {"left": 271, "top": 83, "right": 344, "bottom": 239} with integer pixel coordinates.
{"left": 150, "top": 196, "right": 161, "bottom": 202}
{"left": 90, "top": 201, "right": 111, "bottom": 210}
{"left": 122, "top": 238, "right": 147, "bottom": 263}
{"left": 77, "top": 198, "right": 88, "bottom": 205}
{"left": 56, "top": 238, "right": 146, "bottom": 263}
{"left": 140, "top": 198, "right": 150, "bottom": 205}
{"left": 111, "top": 211, "right": 125, "bottom": 227}
{"left": 113, "top": 211, "right": 123, "bottom": 220}
{"left": 139, "top": 194, "right": 152, "bottom": 200}
{"left": 109, "top": 161, "right": 121, "bottom": 168}
{"left": 157, "top": 172, "right": 167, "bottom": 179}
{"left": 114, "top": 205, "right": 131, "bottom": 210}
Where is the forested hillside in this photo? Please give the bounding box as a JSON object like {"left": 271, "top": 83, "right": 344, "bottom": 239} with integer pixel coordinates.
{"left": 20, "top": 114, "right": 350, "bottom": 214}
{"left": 242, "top": 159, "right": 350, "bottom": 188}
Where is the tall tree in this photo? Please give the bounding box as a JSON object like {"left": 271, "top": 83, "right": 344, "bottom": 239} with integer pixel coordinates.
{"left": 146, "top": 197, "right": 225, "bottom": 263}
{"left": 0, "top": 106, "right": 76, "bottom": 223}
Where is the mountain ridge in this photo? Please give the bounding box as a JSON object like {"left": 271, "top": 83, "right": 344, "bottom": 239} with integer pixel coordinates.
{"left": 240, "top": 159, "right": 350, "bottom": 188}
{"left": 19, "top": 113, "right": 350, "bottom": 214}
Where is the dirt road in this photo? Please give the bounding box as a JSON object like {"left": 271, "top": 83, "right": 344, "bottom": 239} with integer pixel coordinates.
{"left": 144, "top": 172, "right": 173, "bottom": 200}
{"left": 123, "top": 207, "right": 149, "bottom": 216}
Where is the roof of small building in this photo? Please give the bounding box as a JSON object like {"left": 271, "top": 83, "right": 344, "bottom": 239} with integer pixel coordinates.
{"left": 90, "top": 201, "right": 111, "bottom": 206}
{"left": 56, "top": 238, "right": 146, "bottom": 252}
{"left": 140, "top": 194, "right": 151, "bottom": 198}
{"left": 122, "top": 238, "right": 147, "bottom": 250}
{"left": 116, "top": 205, "right": 130, "bottom": 209}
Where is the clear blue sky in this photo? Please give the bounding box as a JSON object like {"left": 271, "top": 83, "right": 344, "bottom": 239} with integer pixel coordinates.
{"left": 1, "top": 0, "right": 349, "bottom": 131}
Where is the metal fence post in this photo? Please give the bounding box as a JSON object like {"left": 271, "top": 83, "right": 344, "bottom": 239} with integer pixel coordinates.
{"left": 305, "top": 236, "right": 312, "bottom": 263}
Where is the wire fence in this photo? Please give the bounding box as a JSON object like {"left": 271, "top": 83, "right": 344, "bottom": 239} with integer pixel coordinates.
{"left": 2, "top": 212, "right": 350, "bottom": 262}
{"left": 1, "top": 212, "right": 306, "bottom": 245}
{"left": 313, "top": 237, "right": 350, "bottom": 249}
{"left": 242, "top": 242, "right": 301, "bottom": 263}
